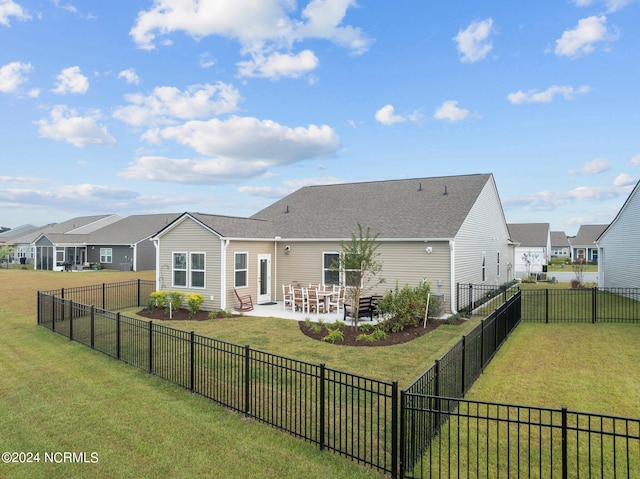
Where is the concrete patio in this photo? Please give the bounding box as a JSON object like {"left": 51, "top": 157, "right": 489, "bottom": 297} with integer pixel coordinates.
{"left": 239, "top": 300, "right": 381, "bottom": 325}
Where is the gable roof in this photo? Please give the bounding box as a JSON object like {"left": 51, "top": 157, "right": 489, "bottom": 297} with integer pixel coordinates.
{"left": 251, "top": 173, "right": 495, "bottom": 239}
{"left": 6, "top": 215, "right": 120, "bottom": 245}
{"left": 507, "top": 223, "right": 550, "bottom": 248}
{"left": 597, "top": 179, "right": 640, "bottom": 242}
{"left": 571, "top": 224, "right": 608, "bottom": 247}
{"left": 155, "top": 213, "right": 277, "bottom": 240}
{"left": 550, "top": 231, "right": 570, "bottom": 248}
{"left": 87, "top": 213, "right": 182, "bottom": 244}
{"left": 0, "top": 224, "right": 39, "bottom": 240}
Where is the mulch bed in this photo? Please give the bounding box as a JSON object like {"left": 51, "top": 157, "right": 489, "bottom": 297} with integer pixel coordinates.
{"left": 136, "top": 308, "right": 465, "bottom": 346}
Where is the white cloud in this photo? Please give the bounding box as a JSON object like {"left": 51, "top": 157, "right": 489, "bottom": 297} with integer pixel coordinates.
{"left": 433, "top": 100, "right": 472, "bottom": 122}
{"left": 374, "top": 104, "right": 422, "bottom": 126}
{"left": 237, "top": 49, "right": 319, "bottom": 79}
{"left": 0, "top": 61, "right": 31, "bottom": 93}
{"left": 0, "top": 0, "right": 31, "bottom": 26}
{"left": 629, "top": 154, "right": 640, "bottom": 167}
{"left": 613, "top": 172, "right": 636, "bottom": 187}
{"left": 113, "top": 82, "right": 242, "bottom": 127}
{"left": 567, "top": 158, "right": 611, "bottom": 174}
{"left": 129, "top": 0, "right": 369, "bottom": 79}
{"left": 118, "top": 68, "right": 140, "bottom": 85}
{"left": 507, "top": 85, "right": 590, "bottom": 104}
{"left": 52, "top": 66, "right": 89, "bottom": 94}
{"left": 122, "top": 116, "right": 340, "bottom": 184}
{"left": 555, "top": 15, "right": 612, "bottom": 59}
{"left": 572, "top": 0, "right": 634, "bottom": 12}
{"left": 239, "top": 177, "right": 347, "bottom": 199}
{"left": 453, "top": 18, "right": 494, "bottom": 63}
{"left": 36, "top": 105, "right": 116, "bottom": 147}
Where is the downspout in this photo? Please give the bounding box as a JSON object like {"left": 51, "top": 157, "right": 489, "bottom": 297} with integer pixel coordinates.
{"left": 152, "top": 237, "right": 160, "bottom": 290}
{"left": 221, "top": 239, "right": 230, "bottom": 310}
{"left": 449, "top": 239, "right": 458, "bottom": 315}
{"left": 274, "top": 237, "right": 279, "bottom": 302}
{"left": 130, "top": 244, "right": 136, "bottom": 272}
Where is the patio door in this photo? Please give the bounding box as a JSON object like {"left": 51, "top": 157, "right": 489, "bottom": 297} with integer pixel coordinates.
{"left": 257, "top": 254, "right": 271, "bottom": 304}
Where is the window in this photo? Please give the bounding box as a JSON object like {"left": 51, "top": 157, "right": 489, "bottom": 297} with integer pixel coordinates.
{"left": 173, "top": 252, "right": 187, "bottom": 287}
{"left": 496, "top": 251, "right": 501, "bottom": 277}
{"left": 481, "top": 252, "right": 486, "bottom": 282}
{"left": 100, "top": 248, "right": 113, "bottom": 264}
{"left": 190, "top": 253, "right": 205, "bottom": 288}
{"left": 235, "top": 252, "right": 248, "bottom": 288}
{"left": 323, "top": 252, "right": 340, "bottom": 286}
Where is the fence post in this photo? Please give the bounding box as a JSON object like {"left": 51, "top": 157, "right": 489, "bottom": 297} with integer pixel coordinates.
{"left": 461, "top": 335, "right": 466, "bottom": 396}
{"left": 148, "top": 321, "right": 153, "bottom": 373}
{"left": 469, "top": 284, "right": 474, "bottom": 310}
{"left": 399, "top": 389, "right": 405, "bottom": 479}
{"left": 480, "top": 320, "right": 484, "bottom": 369}
{"left": 190, "top": 331, "right": 195, "bottom": 392}
{"left": 319, "top": 363, "right": 326, "bottom": 451}
{"left": 592, "top": 287, "right": 597, "bottom": 323}
{"left": 69, "top": 300, "right": 73, "bottom": 341}
{"left": 116, "top": 312, "right": 121, "bottom": 359}
{"left": 137, "top": 279, "right": 141, "bottom": 307}
{"left": 561, "top": 406, "right": 568, "bottom": 479}
{"left": 102, "top": 283, "right": 106, "bottom": 310}
{"left": 244, "top": 345, "right": 250, "bottom": 417}
{"left": 90, "top": 306, "right": 95, "bottom": 349}
{"left": 545, "top": 288, "right": 549, "bottom": 323}
{"left": 391, "top": 380, "right": 399, "bottom": 479}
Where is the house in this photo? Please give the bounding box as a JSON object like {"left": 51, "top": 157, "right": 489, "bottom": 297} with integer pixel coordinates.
{"left": 507, "top": 223, "right": 551, "bottom": 279}
{"left": 570, "top": 224, "right": 608, "bottom": 264}
{"left": 550, "top": 231, "right": 571, "bottom": 260}
{"left": 151, "top": 173, "right": 516, "bottom": 314}
{"left": 7, "top": 215, "right": 121, "bottom": 270}
{"left": 596, "top": 180, "right": 640, "bottom": 289}
{"left": 0, "top": 224, "right": 39, "bottom": 248}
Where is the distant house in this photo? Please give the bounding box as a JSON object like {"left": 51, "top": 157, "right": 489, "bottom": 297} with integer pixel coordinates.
{"left": 550, "top": 231, "right": 571, "bottom": 259}
{"left": 596, "top": 180, "right": 640, "bottom": 289}
{"left": 152, "top": 174, "right": 516, "bottom": 314}
{"left": 7, "top": 215, "right": 121, "bottom": 270}
{"left": 0, "top": 224, "right": 39, "bottom": 247}
{"left": 507, "top": 223, "right": 551, "bottom": 279}
{"left": 570, "top": 224, "right": 608, "bottom": 264}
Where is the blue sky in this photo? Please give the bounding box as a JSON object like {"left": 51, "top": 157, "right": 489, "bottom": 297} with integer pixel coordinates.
{"left": 1, "top": 0, "right": 638, "bottom": 236}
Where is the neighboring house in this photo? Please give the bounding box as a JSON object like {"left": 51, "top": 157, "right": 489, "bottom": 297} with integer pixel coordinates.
{"left": 596, "top": 180, "right": 640, "bottom": 289}
{"left": 152, "top": 174, "right": 516, "bottom": 314}
{"left": 570, "top": 224, "right": 608, "bottom": 264}
{"left": 7, "top": 215, "right": 121, "bottom": 270}
{"left": 507, "top": 223, "right": 551, "bottom": 279}
{"left": 85, "top": 213, "right": 182, "bottom": 271}
{"left": 550, "top": 231, "right": 571, "bottom": 260}
{"left": 0, "top": 224, "right": 39, "bottom": 248}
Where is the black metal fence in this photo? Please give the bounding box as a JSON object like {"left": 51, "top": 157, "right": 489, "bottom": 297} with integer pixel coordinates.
{"left": 401, "top": 395, "right": 640, "bottom": 478}
{"left": 456, "top": 282, "right": 519, "bottom": 315}
{"left": 37, "top": 291, "right": 399, "bottom": 476}
{"left": 522, "top": 287, "right": 640, "bottom": 322}
{"left": 41, "top": 279, "right": 155, "bottom": 311}
{"left": 36, "top": 282, "right": 640, "bottom": 478}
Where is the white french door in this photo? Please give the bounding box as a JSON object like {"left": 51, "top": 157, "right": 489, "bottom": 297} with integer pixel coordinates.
{"left": 257, "top": 254, "right": 271, "bottom": 304}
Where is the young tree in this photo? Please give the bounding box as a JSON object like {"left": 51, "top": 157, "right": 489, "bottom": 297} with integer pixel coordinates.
{"left": 0, "top": 246, "right": 14, "bottom": 269}
{"left": 338, "top": 224, "right": 384, "bottom": 328}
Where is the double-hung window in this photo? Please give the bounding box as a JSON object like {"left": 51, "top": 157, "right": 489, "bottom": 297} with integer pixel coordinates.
{"left": 481, "top": 252, "right": 486, "bottom": 282}
{"left": 323, "top": 252, "right": 340, "bottom": 286}
{"left": 100, "top": 248, "right": 113, "bottom": 264}
{"left": 172, "top": 251, "right": 205, "bottom": 288}
{"left": 235, "top": 252, "right": 248, "bottom": 288}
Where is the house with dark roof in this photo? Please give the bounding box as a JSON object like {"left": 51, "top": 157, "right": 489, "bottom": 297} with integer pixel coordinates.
{"left": 507, "top": 223, "right": 551, "bottom": 279}
{"left": 7, "top": 215, "right": 121, "bottom": 270}
{"left": 570, "top": 224, "right": 608, "bottom": 264}
{"left": 596, "top": 179, "right": 640, "bottom": 288}
{"left": 550, "top": 231, "right": 571, "bottom": 259}
{"left": 152, "top": 173, "right": 516, "bottom": 314}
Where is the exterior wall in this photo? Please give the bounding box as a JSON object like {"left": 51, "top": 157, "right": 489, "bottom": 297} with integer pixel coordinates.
{"left": 454, "top": 180, "right": 515, "bottom": 305}
{"left": 225, "top": 240, "right": 276, "bottom": 309}
{"left": 598, "top": 190, "right": 640, "bottom": 289}
{"left": 513, "top": 246, "right": 546, "bottom": 278}
{"left": 135, "top": 238, "right": 157, "bottom": 271}
{"left": 93, "top": 245, "right": 134, "bottom": 270}
{"left": 274, "top": 240, "right": 452, "bottom": 308}
{"left": 156, "top": 218, "right": 223, "bottom": 311}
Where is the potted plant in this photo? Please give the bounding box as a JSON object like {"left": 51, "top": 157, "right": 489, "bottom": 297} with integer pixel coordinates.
{"left": 93, "top": 263, "right": 101, "bottom": 271}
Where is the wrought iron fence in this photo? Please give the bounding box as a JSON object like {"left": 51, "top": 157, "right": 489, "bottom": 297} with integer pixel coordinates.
{"left": 37, "top": 291, "right": 399, "bottom": 476}
{"left": 456, "top": 282, "right": 519, "bottom": 315}
{"left": 41, "top": 279, "right": 155, "bottom": 312}
{"left": 401, "top": 395, "right": 640, "bottom": 479}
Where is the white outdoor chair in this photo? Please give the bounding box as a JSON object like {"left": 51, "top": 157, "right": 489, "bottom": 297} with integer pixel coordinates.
{"left": 282, "top": 284, "right": 293, "bottom": 310}
{"left": 328, "top": 286, "right": 345, "bottom": 313}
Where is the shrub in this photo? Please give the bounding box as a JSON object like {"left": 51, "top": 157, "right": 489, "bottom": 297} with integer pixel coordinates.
{"left": 165, "top": 291, "right": 184, "bottom": 313}
{"left": 356, "top": 328, "right": 387, "bottom": 343}
{"left": 149, "top": 291, "right": 168, "bottom": 309}
{"left": 376, "top": 280, "right": 431, "bottom": 332}
{"left": 186, "top": 293, "right": 204, "bottom": 318}
{"left": 322, "top": 329, "right": 344, "bottom": 343}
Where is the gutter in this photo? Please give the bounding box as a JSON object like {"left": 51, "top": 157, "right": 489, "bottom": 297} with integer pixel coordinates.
{"left": 449, "top": 239, "right": 458, "bottom": 315}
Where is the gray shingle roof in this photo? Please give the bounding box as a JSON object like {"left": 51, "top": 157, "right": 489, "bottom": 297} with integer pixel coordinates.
{"left": 507, "top": 223, "right": 550, "bottom": 247}
{"left": 7, "top": 215, "right": 118, "bottom": 245}
{"left": 251, "top": 173, "right": 494, "bottom": 239}
{"left": 87, "top": 213, "right": 182, "bottom": 244}
{"left": 550, "top": 231, "right": 570, "bottom": 248}
{"left": 571, "top": 224, "right": 608, "bottom": 247}
{"left": 186, "top": 213, "right": 277, "bottom": 239}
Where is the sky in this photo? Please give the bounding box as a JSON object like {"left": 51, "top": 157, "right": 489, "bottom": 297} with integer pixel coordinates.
{"left": 0, "top": 0, "right": 639, "bottom": 236}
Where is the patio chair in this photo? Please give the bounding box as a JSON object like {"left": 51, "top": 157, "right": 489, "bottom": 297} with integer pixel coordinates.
{"left": 282, "top": 284, "right": 293, "bottom": 310}
{"left": 293, "top": 287, "right": 306, "bottom": 312}
{"left": 306, "top": 287, "right": 325, "bottom": 314}
{"left": 328, "top": 286, "right": 345, "bottom": 313}
{"left": 233, "top": 288, "right": 254, "bottom": 312}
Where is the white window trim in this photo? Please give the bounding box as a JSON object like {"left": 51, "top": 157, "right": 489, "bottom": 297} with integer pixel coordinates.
{"left": 100, "top": 247, "right": 113, "bottom": 264}
{"left": 481, "top": 251, "right": 486, "bottom": 283}
{"left": 234, "top": 252, "right": 249, "bottom": 288}
{"left": 190, "top": 252, "right": 206, "bottom": 289}
{"left": 496, "top": 251, "right": 501, "bottom": 278}
{"left": 322, "top": 252, "right": 340, "bottom": 287}
{"left": 172, "top": 251, "right": 188, "bottom": 288}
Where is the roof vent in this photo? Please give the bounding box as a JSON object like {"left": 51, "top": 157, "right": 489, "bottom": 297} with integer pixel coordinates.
{"left": 418, "top": 182, "right": 423, "bottom": 191}
{"left": 443, "top": 185, "right": 448, "bottom": 195}
{"left": 285, "top": 205, "right": 289, "bottom": 214}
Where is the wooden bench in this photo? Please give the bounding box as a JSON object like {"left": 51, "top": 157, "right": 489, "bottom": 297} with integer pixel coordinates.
{"left": 344, "top": 295, "right": 381, "bottom": 322}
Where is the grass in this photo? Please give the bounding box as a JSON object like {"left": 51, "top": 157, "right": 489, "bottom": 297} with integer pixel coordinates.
{"left": 0, "top": 269, "right": 384, "bottom": 479}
